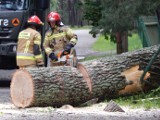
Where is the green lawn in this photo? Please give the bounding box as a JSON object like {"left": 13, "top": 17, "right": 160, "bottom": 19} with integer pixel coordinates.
{"left": 92, "top": 33, "right": 142, "bottom": 52}
{"left": 128, "top": 33, "right": 143, "bottom": 51}
{"left": 113, "top": 87, "right": 160, "bottom": 109}
{"left": 82, "top": 33, "right": 143, "bottom": 61}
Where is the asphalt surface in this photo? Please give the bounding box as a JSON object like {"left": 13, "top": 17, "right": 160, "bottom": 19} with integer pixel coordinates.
{"left": 74, "top": 29, "right": 116, "bottom": 57}
{"left": 0, "top": 29, "right": 160, "bottom": 120}
{"left": 74, "top": 29, "right": 98, "bottom": 56}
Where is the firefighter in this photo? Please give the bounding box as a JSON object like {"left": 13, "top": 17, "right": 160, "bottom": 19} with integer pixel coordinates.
{"left": 17, "top": 15, "right": 44, "bottom": 68}
{"left": 43, "top": 11, "right": 78, "bottom": 66}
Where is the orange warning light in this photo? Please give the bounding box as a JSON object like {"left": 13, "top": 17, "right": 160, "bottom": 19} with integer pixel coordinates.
{"left": 12, "top": 18, "right": 20, "bottom": 26}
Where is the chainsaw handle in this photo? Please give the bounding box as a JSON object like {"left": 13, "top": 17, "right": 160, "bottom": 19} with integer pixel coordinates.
{"left": 59, "top": 51, "right": 69, "bottom": 58}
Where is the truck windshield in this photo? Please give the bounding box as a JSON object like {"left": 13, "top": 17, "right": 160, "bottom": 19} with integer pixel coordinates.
{"left": 0, "top": 0, "right": 28, "bottom": 10}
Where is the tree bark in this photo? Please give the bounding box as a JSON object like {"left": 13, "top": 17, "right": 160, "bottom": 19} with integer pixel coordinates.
{"left": 10, "top": 45, "right": 160, "bottom": 108}
{"left": 104, "top": 100, "right": 125, "bottom": 112}
{"left": 116, "top": 32, "right": 128, "bottom": 54}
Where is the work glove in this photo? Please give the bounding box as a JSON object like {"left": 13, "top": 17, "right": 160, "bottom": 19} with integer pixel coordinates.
{"left": 49, "top": 52, "right": 58, "bottom": 61}
{"left": 62, "top": 43, "right": 74, "bottom": 56}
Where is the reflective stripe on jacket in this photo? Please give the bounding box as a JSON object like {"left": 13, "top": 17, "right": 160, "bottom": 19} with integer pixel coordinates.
{"left": 17, "top": 53, "right": 35, "bottom": 60}
{"left": 17, "top": 27, "right": 44, "bottom": 67}
{"left": 43, "top": 26, "right": 77, "bottom": 56}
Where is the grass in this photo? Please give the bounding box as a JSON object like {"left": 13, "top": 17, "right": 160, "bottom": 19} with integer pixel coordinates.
{"left": 92, "top": 35, "right": 116, "bottom": 52}
{"left": 82, "top": 33, "right": 142, "bottom": 61}
{"left": 128, "top": 33, "right": 143, "bottom": 51}
{"left": 92, "top": 33, "right": 143, "bottom": 52}
{"left": 113, "top": 87, "right": 160, "bottom": 109}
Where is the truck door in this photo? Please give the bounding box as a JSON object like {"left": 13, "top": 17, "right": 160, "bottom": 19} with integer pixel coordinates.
{"left": 0, "top": 0, "right": 29, "bottom": 69}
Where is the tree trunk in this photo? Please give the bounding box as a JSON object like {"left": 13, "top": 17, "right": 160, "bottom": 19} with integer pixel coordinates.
{"left": 122, "top": 31, "right": 128, "bottom": 52}
{"left": 10, "top": 45, "right": 160, "bottom": 108}
{"left": 116, "top": 32, "right": 128, "bottom": 54}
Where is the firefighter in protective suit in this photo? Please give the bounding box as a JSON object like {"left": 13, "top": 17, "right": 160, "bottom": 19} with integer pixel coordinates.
{"left": 43, "top": 11, "right": 78, "bottom": 66}
{"left": 17, "top": 15, "right": 44, "bottom": 68}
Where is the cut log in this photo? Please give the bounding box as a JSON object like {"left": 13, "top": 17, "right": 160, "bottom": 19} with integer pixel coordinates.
{"left": 10, "top": 45, "right": 160, "bottom": 108}
{"left": 118, "top": 65, "right": 150, "bottom": 95}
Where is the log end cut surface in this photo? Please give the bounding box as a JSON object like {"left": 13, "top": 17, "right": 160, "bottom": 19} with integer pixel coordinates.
{"left": 10, "top": 70, "right": 34, "bottom": 108}
{"left": 77, "top": 64, "right": 92, "bottom": 93}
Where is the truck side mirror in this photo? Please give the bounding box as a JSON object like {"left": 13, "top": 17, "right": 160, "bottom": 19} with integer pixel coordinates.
{"left": 35, "top": 0, "right": 50, "bottom": 9}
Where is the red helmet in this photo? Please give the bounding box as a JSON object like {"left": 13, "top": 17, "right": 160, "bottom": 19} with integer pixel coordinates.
{"left": 47, "top": 12, "right": 61, "bottom": 22}
{"left": 27, "top": 15, "right": 44, "bottom": 26}
{"left": 47, "top": 11, "right": 64, "bottom": 26}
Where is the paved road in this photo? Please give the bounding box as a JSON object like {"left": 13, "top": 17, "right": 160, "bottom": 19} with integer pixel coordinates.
{"left": 74, "top": 29, "right": 116, "bottom": 58}
{"left": 74, "top": 29, "right": 98, "bottom": 56}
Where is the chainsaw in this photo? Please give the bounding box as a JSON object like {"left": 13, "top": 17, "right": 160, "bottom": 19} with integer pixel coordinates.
{"left": 51, "top": 48, "right": 78, "bottom": 67}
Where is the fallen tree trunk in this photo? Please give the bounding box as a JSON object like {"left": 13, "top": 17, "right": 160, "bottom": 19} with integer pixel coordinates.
{"left": 10, "top": 45, "right": 160, "bottom": 108}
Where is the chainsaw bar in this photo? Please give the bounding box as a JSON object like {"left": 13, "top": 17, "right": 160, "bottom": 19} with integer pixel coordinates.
{"left": 66, "top": 48, "right": 78, "bottom": 67}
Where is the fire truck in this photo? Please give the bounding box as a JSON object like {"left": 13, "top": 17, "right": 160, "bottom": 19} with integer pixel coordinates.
{"left": 0, "top": 0, "right": 50, "bottom": 80}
